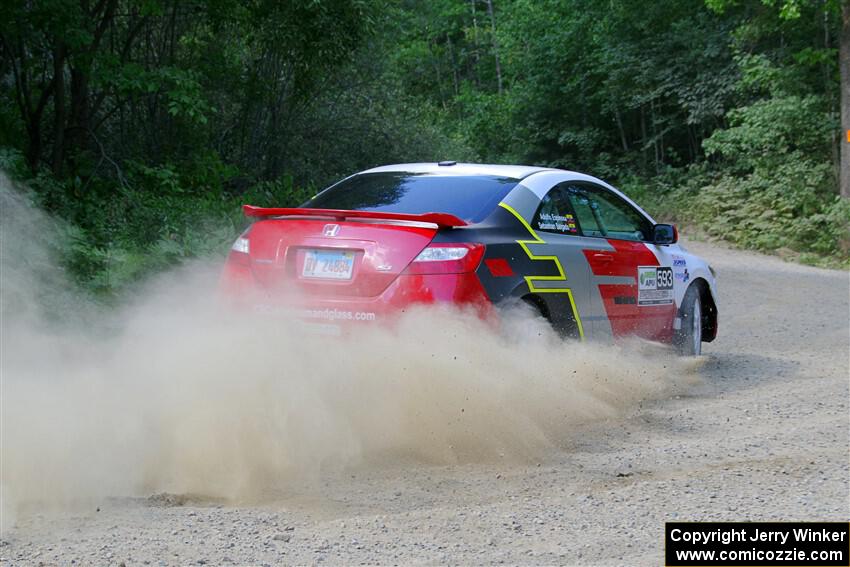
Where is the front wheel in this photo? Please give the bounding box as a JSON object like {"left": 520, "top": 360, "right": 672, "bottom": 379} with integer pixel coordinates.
{"left": 675, "top": 286, "right": 702, "bottom": 356}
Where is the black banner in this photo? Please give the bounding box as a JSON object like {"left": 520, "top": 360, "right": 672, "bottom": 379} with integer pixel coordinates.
{"left": 666, "top": 522, "right": 850, "bottom": 566}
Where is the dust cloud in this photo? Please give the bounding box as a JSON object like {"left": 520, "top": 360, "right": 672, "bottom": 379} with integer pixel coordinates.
{"left": 0, "top": 174, "right": 699, "bottom": 528}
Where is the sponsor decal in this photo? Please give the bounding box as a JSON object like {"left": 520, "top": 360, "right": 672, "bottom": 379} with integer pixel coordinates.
{"left": 251, "top": 304, "right": 376, "bottom": 322}
{"left": 301, "top": 308, "right": 376, "bottom": 322}
{"left": 672, "top": 254, "right": 687, "bottom": 267}
{"left": 638, "top": 266, "right": 674, "bottom": 306}
{"left": 675, "top": 268, "right": 690, "bottom": 283}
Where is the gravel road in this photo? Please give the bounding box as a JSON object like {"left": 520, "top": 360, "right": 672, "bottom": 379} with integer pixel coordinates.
{"left": 2, "top": 240, "right": 848, "bottom": 566}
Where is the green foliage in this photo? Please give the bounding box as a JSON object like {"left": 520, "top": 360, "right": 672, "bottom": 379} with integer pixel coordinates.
{"left": 624, "top": 68, "right": 846, "bottom": 267}
{"left": 622, "top": 162, "right": 849, "bottom": 267}
{"left": 0, "top": 0, "right": 846, "bottom": 298}
{"left": 162, "top": 68, "right": 212, "bottom": 125}
{"left": 703, "top": 95, "right": 835, "bottom": 174}
{"left": 691, "top": 161, "right": 835, "bottom": 251}
{"left": 0, "top": 148, "right": 28, "bottom": 179}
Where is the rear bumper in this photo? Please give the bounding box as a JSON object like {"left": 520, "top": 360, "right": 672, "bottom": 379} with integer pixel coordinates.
{"left": 220, "top": 260, "right": 493, "bottom": 324}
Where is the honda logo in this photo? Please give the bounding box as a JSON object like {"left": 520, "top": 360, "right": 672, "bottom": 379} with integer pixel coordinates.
{"left": 322, "top": 224, "right": 340, "bottom": 237}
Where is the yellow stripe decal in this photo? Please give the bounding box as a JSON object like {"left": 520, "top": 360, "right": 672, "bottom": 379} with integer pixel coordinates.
{"left": 499, "top": 202, "right": 585, "bottom": 339}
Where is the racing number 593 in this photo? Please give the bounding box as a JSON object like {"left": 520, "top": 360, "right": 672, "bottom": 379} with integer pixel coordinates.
{"left": 657, "top": 267, "right": 673, "bottom": 289}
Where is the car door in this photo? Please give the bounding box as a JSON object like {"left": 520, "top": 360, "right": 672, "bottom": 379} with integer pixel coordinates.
{"left": 525, "top": 184, "right": 593, "bottom": 340}
{"left": 564, "top": 183, "right": 676, "bottom": 341}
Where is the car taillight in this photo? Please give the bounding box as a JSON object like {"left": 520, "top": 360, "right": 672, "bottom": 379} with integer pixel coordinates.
{"left": 231, "top": 236, "right": 249, "bottom": 254}
{"left": 403, "top": 243, "right": 485, "bottom": 275}
{"left": 228, "top": 229, "right": 251, "bottom": 265}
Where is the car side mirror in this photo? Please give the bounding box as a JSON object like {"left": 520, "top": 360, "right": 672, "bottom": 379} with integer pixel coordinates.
{"left": 653, "top": 224, "right": 678, "bottom": 245}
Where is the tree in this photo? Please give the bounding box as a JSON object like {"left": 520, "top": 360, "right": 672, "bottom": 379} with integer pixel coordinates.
{"left": 841, "top": 0, "right": 849, "bottom": 198}
{"left": 705, "top": 0, "right": 844, "bottom": 197}
{"left": 0, "top": 0, "right": 378, "bottom": 182}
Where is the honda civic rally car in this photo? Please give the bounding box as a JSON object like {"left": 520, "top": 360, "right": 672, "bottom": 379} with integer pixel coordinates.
{"left": 221, "top": 162, "right": 718, "bottom": 355}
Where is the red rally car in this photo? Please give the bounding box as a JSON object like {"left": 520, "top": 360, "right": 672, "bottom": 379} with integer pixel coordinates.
{"left": 221, "top": 162, "right": 718, "bottom": 355}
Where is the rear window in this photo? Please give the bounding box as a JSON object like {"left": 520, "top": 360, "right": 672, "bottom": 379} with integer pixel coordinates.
{"left": 304, "top": 172, "right": 519, "bottom": 223}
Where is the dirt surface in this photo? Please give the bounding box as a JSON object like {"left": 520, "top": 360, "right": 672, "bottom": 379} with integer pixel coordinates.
{"left": 2, "top": 240, "right": 848, "bottom": 566}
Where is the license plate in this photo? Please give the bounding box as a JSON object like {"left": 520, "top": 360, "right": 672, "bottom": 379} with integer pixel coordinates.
{"left": 302, "top": 249, "right": 355, "bottom": 280}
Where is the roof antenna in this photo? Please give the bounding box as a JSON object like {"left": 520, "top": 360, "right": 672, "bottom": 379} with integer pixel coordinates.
{"left": 437, "top": 160, "right": 457, "bottom": 166}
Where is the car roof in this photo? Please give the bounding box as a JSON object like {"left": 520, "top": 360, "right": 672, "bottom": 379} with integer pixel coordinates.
{"left": 360, "top": 162, "right": 556, "bottom": 180}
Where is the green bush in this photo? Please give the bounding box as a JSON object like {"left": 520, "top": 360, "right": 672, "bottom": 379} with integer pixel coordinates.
{"left": 634, "top": 90, "right": 850, "bottom": 268}
{"left": 1, "top": 156, "right": 319, "bottom": 298}
{"left": 690, "top": 161, "right": 835, "bottom": 251}
{"left": 622, "top": 162, "right": 849, "bottom": 268}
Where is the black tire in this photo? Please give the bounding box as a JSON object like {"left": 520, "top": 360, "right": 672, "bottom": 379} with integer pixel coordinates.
{"left": 521, "top": 295, "right": 550, "bottom": 322}
{"left": 521, "top": 294, "right": 580, "bottom": 339}
{"left": 675, "top": 285, "right": 703, "bottom": 356}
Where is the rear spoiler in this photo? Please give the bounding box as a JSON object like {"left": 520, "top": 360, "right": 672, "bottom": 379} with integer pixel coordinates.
{"left": 242, "top": 205, "right": 468, "bottom": 228}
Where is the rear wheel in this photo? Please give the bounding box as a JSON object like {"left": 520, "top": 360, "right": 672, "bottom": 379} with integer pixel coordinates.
{"left": 522, "top": 295, "right": 549, "bottom": 319}
{"left": 675, "top": 286, "right": 702, "bottom": 356}
{"left": 521, "top": 294, "right": 580, "bottom": 339}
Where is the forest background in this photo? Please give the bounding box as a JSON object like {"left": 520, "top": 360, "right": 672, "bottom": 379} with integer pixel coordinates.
{"left": 2, "top": 0, "right": 848, "bottom": 297}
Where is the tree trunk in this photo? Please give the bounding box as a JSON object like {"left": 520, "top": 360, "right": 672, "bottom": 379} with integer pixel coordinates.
{"left": 447, "top": 36, "right": 460, "bottom": 96}
{"left": 825, "top": 5, "right": 841, "bottom": 189}
{"left": 51, "top": 42, "right": 66, "bottom": 176}
{"left": 24, "top": 120, "right": 42, "bottom": 172}
{"left": 650, "top": 98, "right": 660, "bottom": 173}
{"left": 640, "top": 104, "right": 648, "bottom": 172}
{"left": 470, "top": 0, "right": 480, "bottom": 87}
{"left": 68, "top": 66, "right": 91, "bottom": 163}
{"left": 430, "top": 38, "right": 447, "bottom": 109}
{"left": 9, "top": 35, "right": 53, "bottom": 172}
{"left": 485, "top": 0, "right": 503, "bottom": 94}
{"left": 840, "top": 0, "right": 850, "bottom": 198}
{"left": 614, "top": 106, "right": 628, "bottom": 151}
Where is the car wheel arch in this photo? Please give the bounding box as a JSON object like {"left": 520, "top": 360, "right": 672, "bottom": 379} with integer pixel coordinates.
{"left": 682, "top": 277, "right": 718, "bottom": 343}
